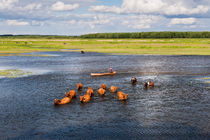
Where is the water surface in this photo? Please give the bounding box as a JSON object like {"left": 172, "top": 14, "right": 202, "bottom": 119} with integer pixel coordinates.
{"left": 0, "top": 52, "right": 209, "bottom": 139}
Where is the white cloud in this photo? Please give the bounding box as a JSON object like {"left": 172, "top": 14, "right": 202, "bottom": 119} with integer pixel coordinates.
{"left": 71, "top": 0, "right": 96, "bottom": 2}
{"left": 89, "top": 5, "right": 122, "bottom": 14}
{"left": 0, "top": 1, "right": 48, "bottom": 21}
{"left": 122, "top": 15, "right": 162, "bottom": 29}
{"left": 69, "top": 15, "right": 111, "bottom": 29}
{"left": 52, "top": 1, "right": 79, "bottom": 11}
{"left": 24, "top": 3, "right": 42, "bottom": 10}
{"left": 169, "top": 18, "right": 196, "bottom": 25}
{"left": 7, "top": 20, "right": 29, "bottom": 26}
{"left": 0, "top": 0, "right": 18, "bottom": 10}
{"left": 69, "top": 20, "right": 76, "bottom": 24}
{"left": 89, "top": 0, "right": 209, "bottom": 15}
{"left": 31, "top": 20, "right": 44, "bottom": 26}
{"left": 68, "top": 14, "right": 162, "bottom": 30}
{"left": 0, "top": 0, "right": 209, "bottom": 35}
{"left": 186, "top": 25, "right": 197, "bottom": 28}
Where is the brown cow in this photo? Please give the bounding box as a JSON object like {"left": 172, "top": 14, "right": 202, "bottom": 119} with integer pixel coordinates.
{"left": 100, "top": 83, "right": 106, "bottom": 90}
{"left": 54, "top": 97, "right": 72, "bottom": 105}
{"left": 86, "top": 87, "right": 94, "bottom": 96}
{"left": 110, "top": 86, "right": 118, "bottom": 93}
{"left": 97, "top": 88, "right": 106, "bottom": 96}
{"left": 80, "top": 94, "right": 91, "bottom": 103}
{"left": 65, "top": 90, "right": 76, "bottom": 98}
{"left": 117, "top": 91, "right": 128, "bottom": 101}
{"left": 76, "top": 83, "right": 83, "bottom": 90}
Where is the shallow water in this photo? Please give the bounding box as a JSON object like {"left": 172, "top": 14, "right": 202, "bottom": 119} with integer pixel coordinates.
{"left": 0, "top": 52, "right": 209, "bottom": 139}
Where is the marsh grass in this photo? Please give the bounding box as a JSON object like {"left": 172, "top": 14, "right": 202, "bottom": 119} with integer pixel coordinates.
{"left": 202, "top": 77, "right": 210, "bottom": 80}
{"left": 0, "top": 69, "right": 32, "bottom": 78}
{"left": 0, "top": 38, "right": 210, "bottom": 55}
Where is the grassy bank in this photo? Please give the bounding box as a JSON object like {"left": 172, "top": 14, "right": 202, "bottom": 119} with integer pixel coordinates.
{"left": 0, "top": 38, "right": 210, "bottom": 55}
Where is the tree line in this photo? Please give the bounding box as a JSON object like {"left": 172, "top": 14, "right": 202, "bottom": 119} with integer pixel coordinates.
{"left": 80, "top": 32, "right": 210, "bottom": 38}
{"left": 0, "top": 32, "right": 210, "bottom": 39}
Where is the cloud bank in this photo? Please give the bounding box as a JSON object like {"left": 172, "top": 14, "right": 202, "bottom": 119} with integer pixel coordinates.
{"left": 7, "top": 20, "right": 29, "bottom": 26}
{"left": 169, "top": 18, "right": 196, "bottom": 25}
{"left": 0, "top": 0, "right": 209, "bottom": 35}
{"left": 89, "top": 0, "right": 209, "bottom": 15}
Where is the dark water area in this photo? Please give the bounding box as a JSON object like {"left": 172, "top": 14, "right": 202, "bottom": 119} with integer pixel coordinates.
{"left": 0, "top": 52, "right": 209, "bottom": 140}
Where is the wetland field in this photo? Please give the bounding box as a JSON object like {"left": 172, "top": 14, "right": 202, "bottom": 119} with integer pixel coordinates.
{"left": 0, "top": 38, "right": 210, "bottom": 55}
{"left": 0, "top": 38, "right": 210, "bottom": 139}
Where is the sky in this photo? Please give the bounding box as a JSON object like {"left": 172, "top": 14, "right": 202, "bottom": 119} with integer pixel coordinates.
{"left": 0, "top": 0, "right": 210, "bottom": 35}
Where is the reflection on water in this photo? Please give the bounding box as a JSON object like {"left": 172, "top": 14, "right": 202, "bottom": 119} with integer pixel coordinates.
{"left": 0, "top": 52, "right": 209, "bottom": 139}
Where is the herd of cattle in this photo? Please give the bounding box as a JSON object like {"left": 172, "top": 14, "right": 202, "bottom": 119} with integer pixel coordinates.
{"left": 54, "top": 77, "right": 154, "bottom": 105}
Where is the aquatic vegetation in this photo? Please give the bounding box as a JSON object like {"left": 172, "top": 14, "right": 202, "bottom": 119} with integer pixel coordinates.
{"left": 0, "top": 69, "right": 32, "bottom": 78}
{"left": 198, "top": 77, "right": 210, "bottom": 84}
{"left": 202, "top": 77, "right": 210, "bottom": 80}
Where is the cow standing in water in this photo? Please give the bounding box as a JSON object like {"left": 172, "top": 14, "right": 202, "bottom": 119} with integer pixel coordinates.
{"left": 54, "top": 97, "right": 72, "bottom": 105}
{"left": 80, "top": 94, "right": 91, "bottom": 103}
{"left": 144, "top": 81, "right": 154, "bottom": 88}
{"left": 131, "top": 77, "right": 137, "bottom": 85}
{"left": 65, "top": 90, "right": 76, "bottom": 98}
{"left": 117, "top": 91, "right": 128, "bottom": 101}
{"left": 77, "top": 83, "right": 83, "bottom": 90}
{"left": 110, "top": 86, "right": 118, "bottom": 93}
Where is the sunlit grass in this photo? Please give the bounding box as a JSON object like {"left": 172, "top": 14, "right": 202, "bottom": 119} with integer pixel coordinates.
{"left": 0, "top": 38, "right": 210, "bottom": 55}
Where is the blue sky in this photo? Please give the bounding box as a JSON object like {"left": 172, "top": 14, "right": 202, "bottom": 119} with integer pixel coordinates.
{"left": 0, "top": 0, "right": 210, "bottom": 35}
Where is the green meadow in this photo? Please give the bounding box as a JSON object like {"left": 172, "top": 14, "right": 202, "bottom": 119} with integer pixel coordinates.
{"left": 0, "top": 38, "right": 210, "bottom": 55}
